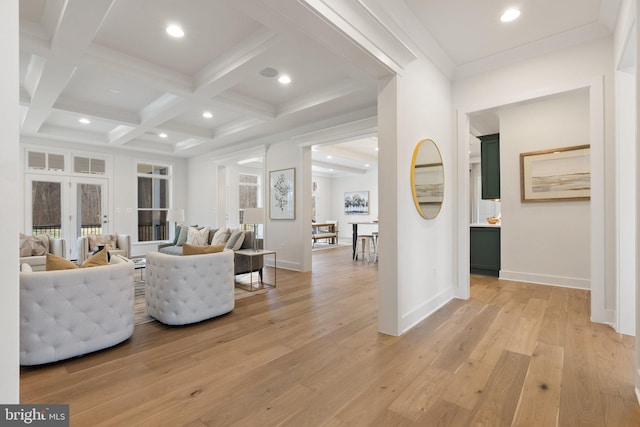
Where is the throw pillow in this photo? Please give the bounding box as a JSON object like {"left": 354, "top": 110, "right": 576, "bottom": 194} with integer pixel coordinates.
{"left": 20, "top": 263, "right": 33, "bottom": 273}
{"left": 182, "top": 243, "right": 225, "bottom": 255}
{"left": 225, "top": 230, "right": 245, "bottom": 250}
{"left": 176, "top": 224, "right": 195, "bottom": 246}
{"left": 87, "top": 234, "right": 117, "bottom": 251}
{"left": 19, "top": 233, "right": 49, "bottom": 257}
{"left": 172, "top": 225, "right": 181, "bottom": 245}
{"left": 211, "top": 228, "right": 230, "bottom": 245}
{"left": 187, "top": 226, "right": 210, "bottom": 245}
{"left": 81, "top": 247, "right": 108, "bottom": 268}
{"left": 46, "top": 253, "right": 79, "bottom": 271}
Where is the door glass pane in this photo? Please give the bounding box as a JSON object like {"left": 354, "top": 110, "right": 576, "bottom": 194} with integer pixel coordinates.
{"left": 78, "top": 184, "right": 102, "bottom": 236}
{"left": 32, "top": 181, "right": 61, "bottom": 237}
{"left": 156, "top": 178, "right": 168, "bottom": 208}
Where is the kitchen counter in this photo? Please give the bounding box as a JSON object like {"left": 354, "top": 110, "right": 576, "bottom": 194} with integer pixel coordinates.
{"left": 470, "top": 223, "right": 501, "bottom": 228}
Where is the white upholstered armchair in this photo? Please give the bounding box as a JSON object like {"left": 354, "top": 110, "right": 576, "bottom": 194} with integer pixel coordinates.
{"left": 19, "top": 256, "right": 134, "bottom": 365}
{"left": 77, "top": 234, "right": 131, "bottom": 263}
{"left": 145, "top": 250, "right": 235, "bottom": 325}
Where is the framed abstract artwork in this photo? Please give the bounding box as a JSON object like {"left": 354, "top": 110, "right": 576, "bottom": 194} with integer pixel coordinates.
{"left": 344, "top": 191, "right": 369, "bottom": 214}
{"left": 520, "top": 145, "right": 590, "bottom": 202}
{"left": 269, "top": 168, "right": 295, "bottom": 219}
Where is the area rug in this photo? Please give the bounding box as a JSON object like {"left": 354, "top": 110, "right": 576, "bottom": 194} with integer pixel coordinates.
{"left": 134, "top": 276, "right": 267, "bottom": 325}
{"left": 312, "top": 241, "right": 350, "bottom": 251}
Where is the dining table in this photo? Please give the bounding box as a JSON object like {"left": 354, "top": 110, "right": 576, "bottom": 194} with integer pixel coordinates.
{"left": 348, "top": 221, "right": 378, "bottom": 260}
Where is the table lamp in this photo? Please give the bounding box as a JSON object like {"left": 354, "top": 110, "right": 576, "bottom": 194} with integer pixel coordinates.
{"left": 242, "top": 208, "right": 264, "bottom": 251}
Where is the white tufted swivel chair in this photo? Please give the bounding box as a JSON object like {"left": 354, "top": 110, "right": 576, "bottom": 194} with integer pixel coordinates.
{"left": 145, "top": 250, "right": 235, "bottom": 325}
{"left": 20, "top": 256, "right": 134, "bottom": 366}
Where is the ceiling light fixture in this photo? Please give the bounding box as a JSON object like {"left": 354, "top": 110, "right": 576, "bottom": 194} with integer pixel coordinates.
{"left": 326, "top": 155, "right": 332, "bottom": 159}
{"left": 278, "top": 74, "right": 291, "bottom": 84}
{"left": 500, "top": 8, "right": 521, "bottom": 22}
{"left": 202, "top": 111, "right": 213, "bottom": 119}
{"left": 159, "top": 132, "right": 168, "bottom": 138}
{"left": 365, "top": 164, "right": 370, "bottom": 168}
{"left": 78, "top": 118, "right": 91, "bottom": 124}
{"left": 166, "top": 24, "right": 185, "bottom": 38}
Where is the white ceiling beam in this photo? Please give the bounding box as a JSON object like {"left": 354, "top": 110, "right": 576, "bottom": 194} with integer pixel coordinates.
{"left": 194, "top": 28, "right": 281, "bottom": 95}
{"left": 21, "top": 0, "right": 116, "bottom": 135}
{"left": 312, "top": 160, "right": 366, "bottom": 174}
{"left": 53, "top": 96, "right": 140, "bottom": 126}
{"left": 277, "top": 80, "right": 368, "bottom": 117}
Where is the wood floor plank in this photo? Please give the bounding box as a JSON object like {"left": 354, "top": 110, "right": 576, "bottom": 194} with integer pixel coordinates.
{"left": 431, "top": 305, "right": 500, "bottom": 373}
{"left": 19, "top": 248, "right": 640, "bottom": 426}
{"left": 466, "top": 350, "right": 531, "bottom": 427}
{"left": 505, "top": 297, "right": 547, "bottom": 356}
{"left": 512, "top": 342, "right": 564, "bottom": 426}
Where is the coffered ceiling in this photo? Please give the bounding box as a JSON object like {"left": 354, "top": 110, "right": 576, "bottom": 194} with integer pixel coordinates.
{"left": 19, "top": 0, "right": 622, "bottom": 172}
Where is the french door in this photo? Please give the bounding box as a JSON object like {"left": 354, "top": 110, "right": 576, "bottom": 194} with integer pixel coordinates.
{"left": 26, "top": 174, "right": 109, "bottom": 260}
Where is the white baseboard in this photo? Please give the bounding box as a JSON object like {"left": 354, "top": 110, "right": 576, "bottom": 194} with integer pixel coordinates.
{"left": 266, "top": 258, "right": 299, "bottom": 271}
{"left": 400, "top": 288, "right": 454, "bottom": 335}
{"left": 499, "top": 270, "right": 590, "bottom": 290}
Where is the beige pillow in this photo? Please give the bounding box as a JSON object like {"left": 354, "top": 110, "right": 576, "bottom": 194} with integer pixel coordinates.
{"left": 187, "top": 227, "right": 210, "bottom": 246}
{"left": 182, "top": 243, "right": 225, "bottom": 255}
{"left": 19, "top": 233, "right": 49, "bottom": 257}
{"left": 46, "top": 253, "right": 78, "bottom": 271}
{"left": 87, "top": 234, "right": 117, "bottom": 252}
{"left": 225, "top": 230, "right": 245, "bottom": 250}
{"left": 211, "top": 228, "right": 230, "bottom": 245}
{"left": 81, "top": 248, "right": 108, "bottom": 268}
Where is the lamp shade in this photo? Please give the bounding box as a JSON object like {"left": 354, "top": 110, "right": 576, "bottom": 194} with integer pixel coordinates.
{"left": 243, "top": 208, "right": 265, "bottom": 224}
{"left": 167, "top": 208, "right": 185, "bottom": 223}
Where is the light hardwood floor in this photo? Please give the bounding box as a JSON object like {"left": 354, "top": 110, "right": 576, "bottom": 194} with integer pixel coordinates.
{"left": 21, "top": 247, "right": 640, "bottom": 426}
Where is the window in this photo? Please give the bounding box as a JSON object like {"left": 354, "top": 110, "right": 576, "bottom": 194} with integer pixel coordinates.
{"left": 137, "top": 163, "right": 170, "bottom": 241}
{"left": 73, "top": 156, "right": 105, "bottom": 174}
{"left": 238, "top": 173, "right": 260, "bottom": 224}
{"left": 27, "top": 151, "right": 65, "bottom": 172}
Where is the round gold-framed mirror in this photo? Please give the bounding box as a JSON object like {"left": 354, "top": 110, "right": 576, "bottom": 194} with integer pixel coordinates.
{"left": 411, "top": 139, "right": 444, "bottom": 219}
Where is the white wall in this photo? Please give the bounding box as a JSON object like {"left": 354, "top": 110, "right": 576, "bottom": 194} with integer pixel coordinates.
{"left": 330, "top": 171, "right": 378, "bottom": 239}
{"left": 265, "top": 142, "right": 312, "bottom": 272}
{"left": 499, "top": 91, "right": 591, "bottom": 288}
{"left": 454, "top": 37, "right": 615, "bottom": 324}
{"left": 378, "top": 54, "right": 454, "bottom": 335}
{"left": 0, "top": 0, "right": 19, "bottom": 403}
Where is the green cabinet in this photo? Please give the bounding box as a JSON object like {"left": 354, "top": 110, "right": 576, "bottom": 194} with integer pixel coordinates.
{"left": 470, "top": 226, "right": 501, "bottom": 276}
{"left": 479, "top": 133, "right": 500, "bottom": 200}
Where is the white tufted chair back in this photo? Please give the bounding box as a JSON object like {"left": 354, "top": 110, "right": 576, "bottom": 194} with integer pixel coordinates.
{"left": 20, "top": 258, "right": 134, "bottom": 365}
{"left": 145, "top": 250, "right": 235, "bottom": 325}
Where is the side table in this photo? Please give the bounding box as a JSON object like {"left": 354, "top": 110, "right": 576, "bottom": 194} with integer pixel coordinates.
{"left": 233, "top": 249, "right": 276, "bottom": 291}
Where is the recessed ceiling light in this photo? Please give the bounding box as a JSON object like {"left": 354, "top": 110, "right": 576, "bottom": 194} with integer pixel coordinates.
{"left": 166, "top": 24, "right": 184, "bottom": 38}
{"left": 326, "top": 155, "right": 332, "bottom": 159}
{"left": 500, "top": 8, "right": 520, "bottom": 22}
{"left": 79, "top": 118, "right": 91, "bottom": 124}
{"left": 278, "top": 74, "right": 291, "bottom": 84}
{"left": 329, "top": 169, "right": 334, "bottom": 172}
{"left": 365, "top": 164, "right": 370, "bottom": 168}
{"left": 202, "top": 111, "right": 213, "bottom": 119}
{"left": 159, "top": 132, "right": 168, "bottom": 138}
{"left": 375, "top": 147, "right": 380, "bottom": 151}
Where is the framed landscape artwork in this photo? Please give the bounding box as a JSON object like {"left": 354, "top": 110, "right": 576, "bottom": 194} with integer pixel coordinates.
{"left": 269, "top": 168, "right": 295, "bottom": 219}
{"left": 344, "top": 191, "right": 369, "bottom": 214}
{"left": 520, "top": 144, "right": 590, "bottom": 202}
